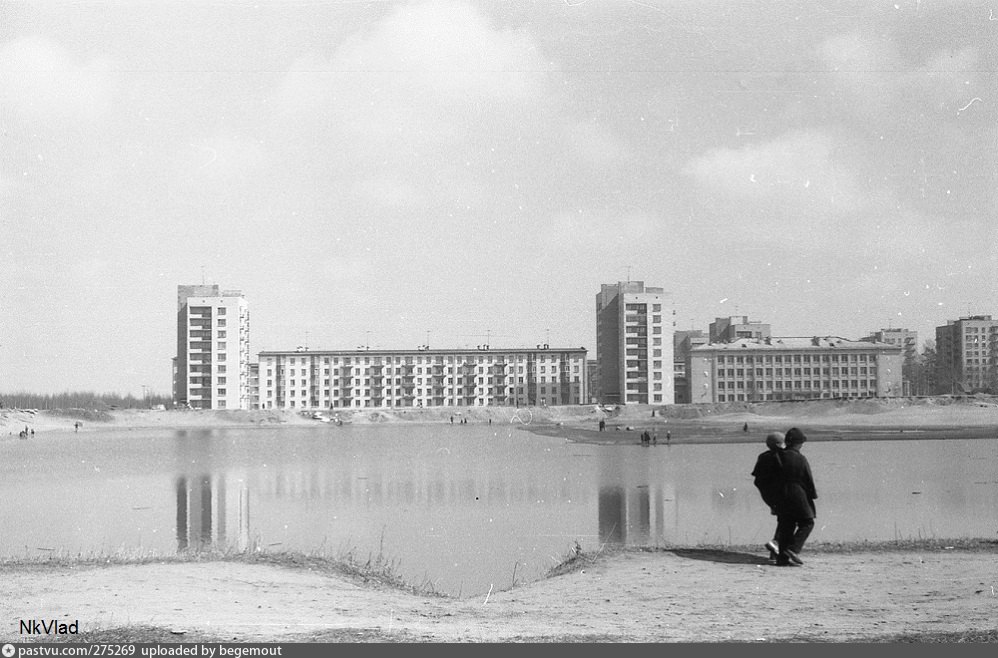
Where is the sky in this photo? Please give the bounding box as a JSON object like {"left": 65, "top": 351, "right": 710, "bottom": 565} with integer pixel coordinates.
{"left": 2, "top": 0, "right": 996, "bottom": 397}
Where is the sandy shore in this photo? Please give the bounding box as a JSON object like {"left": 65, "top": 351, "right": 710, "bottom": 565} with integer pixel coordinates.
{"left": 2, "top": 542, "right": 997, "bottom": 643}
{"left": 4, "top": 397, "right": 997, "bottom": 444}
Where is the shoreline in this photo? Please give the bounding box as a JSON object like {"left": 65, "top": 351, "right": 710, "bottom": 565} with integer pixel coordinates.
{"left": 3, "top": 539, "right": 996, "bottom": 643}
{"left": 4, "top": 398, "right": 997, "bottom": 445}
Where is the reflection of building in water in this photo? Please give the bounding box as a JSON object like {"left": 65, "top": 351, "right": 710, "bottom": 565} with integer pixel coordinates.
{"left": 597, "top": 483, "right": 675, "bottom": 546}
{"left": 175, "top": 473, "right": 250, "bottom": 552}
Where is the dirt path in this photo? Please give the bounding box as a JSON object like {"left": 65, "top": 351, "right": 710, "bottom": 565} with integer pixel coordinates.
{"left": 3, "top": 548, "right": 996, "bottom": 642}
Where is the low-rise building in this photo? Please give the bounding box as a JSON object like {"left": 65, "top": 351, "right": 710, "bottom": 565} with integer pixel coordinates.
{"left": 688, "top": 336, "right": 903, "bottom": 403}
{"left": 257, "top": 346, "right": 588, "bottom": 410}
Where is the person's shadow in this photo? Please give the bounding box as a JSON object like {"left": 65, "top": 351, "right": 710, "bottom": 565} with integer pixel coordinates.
{"left": 669, "top": 548, "right": 770, "bottom": 565}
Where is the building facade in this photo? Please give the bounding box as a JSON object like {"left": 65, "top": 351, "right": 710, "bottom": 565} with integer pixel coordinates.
{"left": 256, "top": 346, "right": 588, "bottom": 410}
{"left": 595, "top": 281, "right": 674, "bottom": 405}
{"left": 175, "top": 285, "right": 251, "bottom": 409}
{"left": 688, "top": 336, "right": 903, "bottom": 403}
{"left": 708, "top": 316, "right": 772, "bottom": 343}
{"left": 860, "top": 328, "right": 918, "bottom": 396}
{"left": 673, "top": 329, "right": 708, "bottom": 404}
{"left": 935, "top": 315, "right": 997, "bottom": 394}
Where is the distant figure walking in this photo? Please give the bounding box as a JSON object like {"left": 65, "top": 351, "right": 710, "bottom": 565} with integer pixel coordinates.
{"left": 652, "top": 431, "right": 657, "bottom": 445}
{"left": 774, "top": 427, "right": 818, "bottom": 567}
{"left": 743, "top": 422, "right": 749, "bottom": 432}
{"left": 751, "top": 432, "right": 786, "bottom": 562}
{"left": 665, "top": 431, "right": 671, "bottom": 444}
{"left": 450, "top": 415, "right": 454, "bottom": 424}
{"left": 598, "top": 418, "right": 606, "bottom": 432}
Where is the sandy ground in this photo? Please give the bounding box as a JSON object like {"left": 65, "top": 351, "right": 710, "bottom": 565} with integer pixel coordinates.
{"left": 2, "top": 546, "right": 997, "bottom": 643}
{"left": 4, "top": 397, "right": 998, "bottom": 440}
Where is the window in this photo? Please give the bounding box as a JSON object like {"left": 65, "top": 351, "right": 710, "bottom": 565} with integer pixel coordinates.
{"left": 217, "top": 388, "right": 226, "bottom": 396}
{"left": 218, "top": 365, "right": 227, "bottom": 373}
{"left": 217, "top": 307, "right": 226, "bottom": 315}
{"left": 217, "top": 342, "right": 226, "bottom": 350}
{"left": 217, "top": 319, "right": 226, "bottom": 327}
{"left": 217, "top": 330, "right": 226, "bottom": 338}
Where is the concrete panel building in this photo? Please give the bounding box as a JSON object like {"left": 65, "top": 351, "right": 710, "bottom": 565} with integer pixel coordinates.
{"left": 256, "top": 346, "right": 588, "bottom": 410}
{"left": 175, "top": 285, "right": 251, "bottom": 409}
{"left": 708, "top": 316, "right": 771, "bottom": 343}
{"left": 860, "top": 328, "right": 918, "bottom": 396}
{"left": 935, "top": 315, "right": 997, "bottom": 394}
{"left": 595, "top": 281, "right": 674, "bottom": 405}
{"left": 688, "top": 336, "right": 903, "bottom": 403}
{"left": 673, "top": 329, "right": 707, "bottom": 404}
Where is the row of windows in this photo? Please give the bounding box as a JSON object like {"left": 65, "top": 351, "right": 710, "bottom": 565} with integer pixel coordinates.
{"left": 718, "top": 367, "right": 870, "bottom": 377}
{"left": 188, "top": 365, "right": 226, "bottom": 373}
{"left": 269, "top": 375, "right": 582, "bottom": 387}
{"left": 265, "top": 383, "right": 582, "bottom": 398}
{"left": 268, "top": 365, "right": 581, "bottom": 377}
{"left": 717, "top": 393, "right": 875, "bottom": 402}
{"left": 264, "top": 354, "right": 583, "bottom": 367}
{"left": 266, "top": 397, "right": 567, "bottom": 409}
{"left": 718, "top": 380, "right": 876, "bottom": 390}
{"left": 712, "top": 353, "right": 872, "bottom": 364}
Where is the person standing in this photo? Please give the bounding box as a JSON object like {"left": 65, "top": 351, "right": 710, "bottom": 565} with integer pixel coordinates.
{"left": 774, "top": 427, "right": 818, "bottom": 566}
{"left": 751, "top": 432, "right": 785, "bottom": 561}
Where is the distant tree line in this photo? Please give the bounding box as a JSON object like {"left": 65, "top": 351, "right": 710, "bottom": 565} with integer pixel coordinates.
{"left": 0, "top": 391, "right": 173, "bottom": 410}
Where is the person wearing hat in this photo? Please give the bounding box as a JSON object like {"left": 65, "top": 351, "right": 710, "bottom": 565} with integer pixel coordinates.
{"left": 751, "top": 432, "right": 785, "bottom": 562}
{"left": 774, "top": 427, "right": 818, "bottom": 566}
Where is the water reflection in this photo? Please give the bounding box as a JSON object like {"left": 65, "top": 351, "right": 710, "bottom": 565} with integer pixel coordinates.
{"left": 173, "top": 431, "right": 250, "bottom": 552}
{"left": 0, "top": 427, "right": 995, "bottom": 598}
{"left": 175, "top": 474, "right": 250, "bottom": 551}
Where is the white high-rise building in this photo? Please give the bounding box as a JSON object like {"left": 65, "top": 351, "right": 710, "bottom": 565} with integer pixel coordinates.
{"left": 175, "top": 285, "right": 250, "bottom": 409}
{"left": 595, "top": 281, "right": 674, "bottom": 405}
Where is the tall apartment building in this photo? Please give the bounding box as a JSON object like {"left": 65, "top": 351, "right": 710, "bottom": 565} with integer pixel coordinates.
{"left": 688, "top": 336, "right": 903, "bottom": 403}
{"left": 175, "top": 285, "right": 251, "bottom": 409}
{"left": 595, "top": 281, "right": 673, "bottom": 405}
{"left": 256, "top": 346, "right": 588, "bottom": 410}
{"left": 935, "top": 315, "right": 997, "bottom": 394}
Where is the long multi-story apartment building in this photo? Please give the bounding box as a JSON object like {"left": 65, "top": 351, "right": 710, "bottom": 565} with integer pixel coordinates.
{"left": 174, "top": 285, "right": 251, "bottom": 409}
{"left": 595, "top": 281, "right": 674, "bottom": 405}
{"left": 255, "top": 346, "right": 588, "bottom": 410}
{"left": 687, "top": 336, "right": 903, "bottom": 403}
{"left": 935, "top": 315, "right": 997, "bottom": 394}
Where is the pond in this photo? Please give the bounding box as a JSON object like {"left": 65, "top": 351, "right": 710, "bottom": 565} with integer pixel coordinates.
{"left": 1, "top": 424, "right": 996, "bottom": 597}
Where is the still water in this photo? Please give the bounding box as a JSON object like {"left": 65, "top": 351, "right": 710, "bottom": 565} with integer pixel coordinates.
{"left": 1, "top": 424, "right": 996, "bottom": 597}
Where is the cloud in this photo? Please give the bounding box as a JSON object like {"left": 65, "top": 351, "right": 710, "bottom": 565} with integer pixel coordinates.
{"left": 817, "top": 32, "right": 981, "bottom": 121}
{"left": 682, "top": 129, "right": 861, "bottom": 213}
{"left": 0, "top": 36, "right": 119, "bottom": 123}
{"left": 267, "top": 0, "right": 629, "bottom": 229}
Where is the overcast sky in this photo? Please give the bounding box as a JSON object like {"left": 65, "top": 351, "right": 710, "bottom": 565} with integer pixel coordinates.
{"left": 2, "top": 0, "right": 995, "bottom": 397}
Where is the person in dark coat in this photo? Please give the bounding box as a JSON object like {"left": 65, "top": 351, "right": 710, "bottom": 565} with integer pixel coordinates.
{"left": 774, "top": 427, "right": 818, "bottom": 566}
{"left": 751, "top": 432, "right": 785, "bottom": 561}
